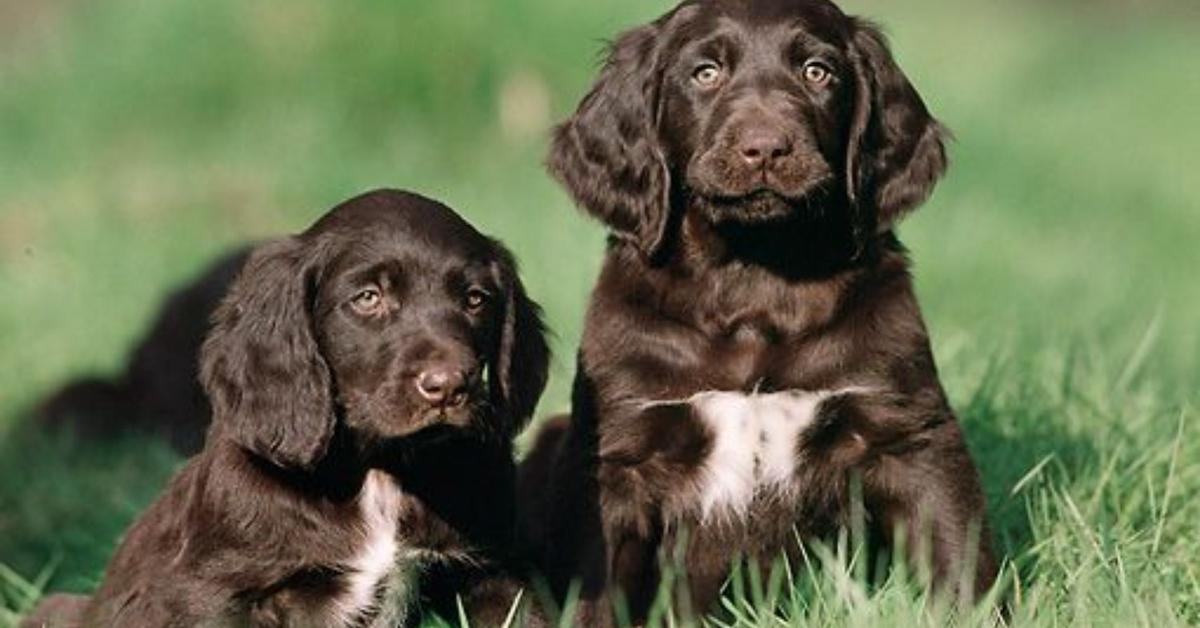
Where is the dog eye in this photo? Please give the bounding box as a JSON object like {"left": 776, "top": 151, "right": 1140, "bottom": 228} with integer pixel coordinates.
{"left": 691, "top": 62, "right": 723, "bottom": 88}
{"left": 464, "top": 288, "right": 490, "bottom": 313}
{"left": 350, "top": 288, "right": 382, "bottom": 314}
{"left": 801, "top": 60, "right": 833, "bottom": 86}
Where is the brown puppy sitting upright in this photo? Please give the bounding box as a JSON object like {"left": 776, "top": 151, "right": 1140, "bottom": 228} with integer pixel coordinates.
{"left": 26, "top": 190, "right": 549, "bottom": 627}
{"left": 520, "top": 0, "right": 997, "bottom": 623}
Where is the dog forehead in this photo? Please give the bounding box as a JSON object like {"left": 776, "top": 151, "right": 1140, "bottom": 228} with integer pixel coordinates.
{"left": 321, "top": 238, "right": 495, "bottom": 291}
{"left": 308, "top": 189, "right": 495, "bottom": 260}
{"left": 311, "top": 189, "right": 486, "bottom": 244}
{"left": 674, "top": 0, "right": 850, "bottom": 43}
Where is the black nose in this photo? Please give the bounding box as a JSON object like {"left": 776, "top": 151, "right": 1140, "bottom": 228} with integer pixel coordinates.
{"left": 415, "top": 368, "right": 468, "bottom": 408}
{"left": 738, "top": 127, "right": 792, "bottom": 169}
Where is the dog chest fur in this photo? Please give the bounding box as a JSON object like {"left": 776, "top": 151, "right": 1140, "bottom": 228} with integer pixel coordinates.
{"left": 330, "top": 470, "right": 413, "bottom": 627}
{"left": 651, "top": 389, "right": 860, "bottom": 521}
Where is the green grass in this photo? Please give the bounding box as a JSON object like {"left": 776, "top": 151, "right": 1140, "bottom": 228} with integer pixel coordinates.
{"left": 1, "top": 0, "right": 1197, "bottom": 625}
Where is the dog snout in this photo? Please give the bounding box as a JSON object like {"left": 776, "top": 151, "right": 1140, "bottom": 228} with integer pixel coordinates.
{"left": 687, "top": 109, "right": 829, "bottom": 208}
{"left": 738, "top": 126, "right": 793, "bottom": 170}
{"left": 415, "top": 366, "right": 469, "bottom": 408}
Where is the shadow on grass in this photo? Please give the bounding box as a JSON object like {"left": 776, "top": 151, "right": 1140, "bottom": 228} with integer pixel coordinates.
{"left": 0, "top": 413, "right": 182, "bottom": 602}
{"left": 955, "top": 347, "right": 1105, "bottom": 581}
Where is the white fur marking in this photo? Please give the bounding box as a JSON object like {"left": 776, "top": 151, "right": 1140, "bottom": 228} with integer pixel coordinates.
{"left": 659, "top": 388, "right": 866, "bottom": 521}
{"left": 332, "top": 470, "right": 403, "bottom": 627}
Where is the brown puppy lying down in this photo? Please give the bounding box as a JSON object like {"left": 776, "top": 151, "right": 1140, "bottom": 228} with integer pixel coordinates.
{"left": 24, "top": 189, "right": 549, "bottom": 627}
{"left": 520, "top": 0, "right": 998, "bottom": 623}
{"left": 36, "top": 246, "right": 249, "bottom": 455}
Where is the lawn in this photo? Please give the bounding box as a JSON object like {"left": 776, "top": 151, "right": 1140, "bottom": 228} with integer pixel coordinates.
{"left": 1, "top": 0, "right": 1197, "bottom": 625}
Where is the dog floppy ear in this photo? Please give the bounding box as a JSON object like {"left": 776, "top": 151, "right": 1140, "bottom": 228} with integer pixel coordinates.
{"left": 547, "top": 21, "right": 672, "bottom": 261}
{"left": 488, "top": 243, "right": 550, "bottom": 438}
{"left": 200, "top": 237, "right": 334, "bottom": 470}
{"left": 846, "top": 19, "right": 949, "bottom": 234}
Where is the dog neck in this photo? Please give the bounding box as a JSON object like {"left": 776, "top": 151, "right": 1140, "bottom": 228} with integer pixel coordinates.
{"left": 597, "top": 202, "right": 913, "bottom": 342}
{"left": 671, "top": 203, "right": 872, "bottom": 280}
{"left": 231, "top": 427, "right": 374, "bottom": 503}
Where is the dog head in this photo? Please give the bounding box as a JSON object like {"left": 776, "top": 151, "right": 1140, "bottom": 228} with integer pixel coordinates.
{"left": 200, "top": 189, "right": 549, "bottom": 470}
{"left": 548, "top": 0, "right": 947, "bottom": 260}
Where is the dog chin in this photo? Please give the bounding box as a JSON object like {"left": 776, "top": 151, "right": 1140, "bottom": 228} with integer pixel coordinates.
{"left": 352, "top": 403, "right": 478, "bottom": 443}
{"left": 700, "top": 190, "right": 800, "bottom": 225}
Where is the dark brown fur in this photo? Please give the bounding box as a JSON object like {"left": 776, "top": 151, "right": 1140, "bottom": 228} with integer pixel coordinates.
{"left": 521, "top": 0, "right": 997, "bottom": 623}
{"left": 36, "top": 248, "right": 249, "bottom": 455}
{"left": 27, "top": 190, "right": 550, "bottom": 628}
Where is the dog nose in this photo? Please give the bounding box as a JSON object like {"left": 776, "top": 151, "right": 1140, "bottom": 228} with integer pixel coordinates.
{"left": 738, "top": 128, "right": 792, "bottom": 168}
{"left": 415, "top": 368, "right": 468, "bottom": 407}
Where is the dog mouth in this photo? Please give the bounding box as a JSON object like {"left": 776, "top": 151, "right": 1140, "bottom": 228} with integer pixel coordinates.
{"left": 699, "top": 183, "right": 832, "bottom": 225}
{"left": 344, "top": 387, "right": 486, "bottom": 441}
{"left": 406, "top": 386, "right": 488, "bottom": 431}
{"left": 414, "top": 400, "right": 480, "bottom": 429}
{"left": 686, "top": 144, "right": 835, "bottom": 217}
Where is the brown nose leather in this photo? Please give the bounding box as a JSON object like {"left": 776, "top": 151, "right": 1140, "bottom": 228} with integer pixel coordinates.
{"left": 415, "top": 368, "right": 468, "bottom": 407}
{"left": 738, "top": 127, "right": 792, "bottom": 169}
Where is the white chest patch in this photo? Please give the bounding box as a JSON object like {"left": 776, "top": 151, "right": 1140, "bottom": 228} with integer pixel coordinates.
{"left": 652, "top": 388, "right": 864, "bottom": 522}
{"left": 331, "top": 470, "right": 407, "bottom": 627}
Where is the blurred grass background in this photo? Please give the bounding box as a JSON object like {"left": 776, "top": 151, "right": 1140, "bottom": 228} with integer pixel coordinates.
{"left": 1, "top": 0, "right": 1197, "bottom": 625}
